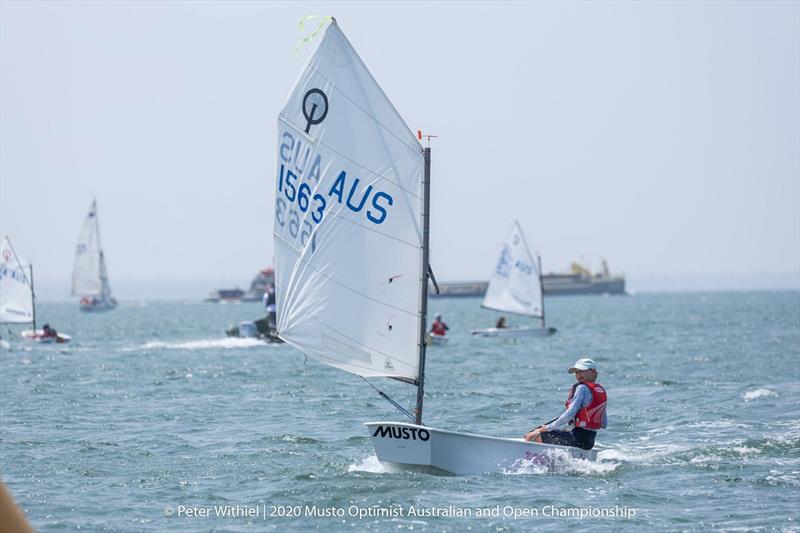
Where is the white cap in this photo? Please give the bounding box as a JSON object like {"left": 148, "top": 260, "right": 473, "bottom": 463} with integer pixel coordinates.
{"left": 568, "top": 358, "right": 597, "bottom": 373}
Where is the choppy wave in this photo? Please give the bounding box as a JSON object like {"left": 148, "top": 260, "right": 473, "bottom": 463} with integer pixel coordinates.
{"left": 598, "top": 442, "right": 689, "bottom": 464}
{"left": 604, "top": 433, "right": 798, "bottom": 469}
{"left": 347, "top": 450, "right": 620, "bottom": 477}
{"left": 502, "top": 448, "right": 620, "bottom": 476}
{"left": 348, "top": 455, "right": 394, "bottom": 474}
{"left": 270, "top": 435, "right": 322, "bottom": 445}
{"left": 743, "top": 388, "right": 777, "bottom": 401}
{"left": 730, "top": 446, "right": 762, "bottom": 455}
{"left": 123, "top": 338, "right": 270, "bottom": 351}
{"left": 763, "top": 469, "right": 800, "bottom": 487}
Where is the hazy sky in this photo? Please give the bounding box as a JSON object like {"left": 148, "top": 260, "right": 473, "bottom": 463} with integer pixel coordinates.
{"left": 1, "top": 1, "right": 798, "bottom": 293}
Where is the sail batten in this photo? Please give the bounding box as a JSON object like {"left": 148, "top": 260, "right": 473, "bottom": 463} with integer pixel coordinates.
{"left": 481, "top": 221, "right": 545, "bottom": 318}
{"left": 274, "top": 20, "right": 424, "bottom": 381}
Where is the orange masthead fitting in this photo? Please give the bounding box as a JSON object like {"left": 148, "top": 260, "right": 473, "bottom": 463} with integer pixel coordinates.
{"left": 417, "top": 130, "right": 422, "bottom": 140}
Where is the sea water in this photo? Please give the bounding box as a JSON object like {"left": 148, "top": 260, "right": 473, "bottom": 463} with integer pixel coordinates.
{"left": 1, "top": 291, "right": 798, "bottom": 531}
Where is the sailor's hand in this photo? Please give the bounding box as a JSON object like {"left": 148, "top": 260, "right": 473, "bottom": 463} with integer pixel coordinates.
{"left": 524, "top": 427, "right": 542, "bottom": 441}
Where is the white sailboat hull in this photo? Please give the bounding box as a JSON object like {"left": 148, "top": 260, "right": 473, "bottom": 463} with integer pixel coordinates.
{"left": 21, "top": 330, "right": 72, "bottom": 344}
{"left": 471, "top": 326, "right": 556, "bottom": 337}
{"left": 428, "top": 333, "right": 449, "bottom": 345}
{"left": 366, "top": 421, "right": 596, "bottom": 475}
{"left": 79, "top": 296, "right": 117, "bottom": 312}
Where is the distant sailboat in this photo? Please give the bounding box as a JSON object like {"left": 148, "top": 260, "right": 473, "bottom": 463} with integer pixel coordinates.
{"left": 1, "top": 236, "right": 71, "bottom": 343}
{"left": 274, "top": 19, "right": 591, "bottom": 475}
{"left": 471, "top": 221, "right": 557, "bottom": 337}
{"left": 72, "top": 199, "right": 117, "bottom": 312}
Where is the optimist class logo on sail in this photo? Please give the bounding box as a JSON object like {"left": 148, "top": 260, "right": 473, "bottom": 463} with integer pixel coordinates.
{"left": 276, "top": 88, "right": 395, "bottom": 250}
{"left": 302, "top": 89, "right": 328, "bottom": 133}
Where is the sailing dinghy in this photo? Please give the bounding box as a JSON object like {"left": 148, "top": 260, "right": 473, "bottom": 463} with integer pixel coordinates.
{"left": 471, "top": 221, "right": 556, "bottom": 337}
{"left": 72, "top": 199, "right": 117, "bottom": 312}
{"left": 1, "top": 237, "right": 71, "bottom": 343}
{"left": 428, "top": 333, "right": 449, "bottom": 346}
{"left": 274, "top": 19, "right": 594, "bottom": 475}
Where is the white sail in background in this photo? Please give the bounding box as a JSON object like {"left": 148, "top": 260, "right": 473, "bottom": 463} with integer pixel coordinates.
{"left": 99, "top": 251, "right": 111, "bottom": 298}
{"left": 274, "top": 20, "right": 425, "bottom": 380}
{"left": 482, "top": 221, "right": 544, "bottom": 318}
{"left": 71, "top": 199, "right": 107, "bottom": 296}
{"left": 0, "top": 237, "right": 34, "bottom": 324}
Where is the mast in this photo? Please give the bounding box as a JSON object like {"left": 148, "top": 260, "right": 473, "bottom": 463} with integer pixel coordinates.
{"left": 538, "top": 255, "right": 546, "bottom": 328}
{"left": 415, "top": 145, "right": 432, "bottom": 425}
{"left": 93, "top": 199, "right": 106, "bottom": 289}
{"left": 29, "top": 264, "right": 36, "bottom": 332}
{"left": 93, "top": 198, "right": 101, "bottom": 251}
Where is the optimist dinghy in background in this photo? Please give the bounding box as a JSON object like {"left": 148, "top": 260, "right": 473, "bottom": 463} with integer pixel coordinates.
{"left": 471, "top": 221, "right": 556, "bottom": 338}
{"left": 1, "top": 237, "right": 72, "bottom": 344}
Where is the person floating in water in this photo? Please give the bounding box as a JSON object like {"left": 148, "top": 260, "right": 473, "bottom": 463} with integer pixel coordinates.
{"left": 524, "top": 358, "right": 607, "bottom": 450}
{"left": 430, "top": 313, "right": 449, "bottom": 336}
{"left": 496, "top": 316, "right": 507, "bottom": 329}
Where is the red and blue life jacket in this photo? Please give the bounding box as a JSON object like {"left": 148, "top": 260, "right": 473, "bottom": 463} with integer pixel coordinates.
{"left": 566, "top": 381, "right": 607, "bottom": 430}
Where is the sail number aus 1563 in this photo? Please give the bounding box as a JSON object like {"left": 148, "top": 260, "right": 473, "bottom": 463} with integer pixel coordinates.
{"left": 277, "top": 164, "right": 394, "bottom": 226}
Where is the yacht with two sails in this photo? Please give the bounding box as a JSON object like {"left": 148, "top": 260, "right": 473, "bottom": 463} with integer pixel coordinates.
{"left": 72, "top": 199, "right": 117, "bottom": 312}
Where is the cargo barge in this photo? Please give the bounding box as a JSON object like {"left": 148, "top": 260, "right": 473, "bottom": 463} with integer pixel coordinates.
{"left": 431, "top": 261, "right": 626, "bottom": 297}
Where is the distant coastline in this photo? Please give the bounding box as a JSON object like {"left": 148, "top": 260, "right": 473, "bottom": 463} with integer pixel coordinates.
{"left": 26, "top": 273, "right": 800, "bottom": 303}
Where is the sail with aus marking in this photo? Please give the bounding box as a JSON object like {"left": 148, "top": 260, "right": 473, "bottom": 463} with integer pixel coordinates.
{"left": 274, "top": 20, "right": 425, "bottom": 381}
{"left": 71, "top": 199, "right": 110, "bottom": 297}
{"left": 0, "top": 237, "right": 34, "bottom": 324}
{"left": 481, "top": 221, "right": 544, "bottom": 318}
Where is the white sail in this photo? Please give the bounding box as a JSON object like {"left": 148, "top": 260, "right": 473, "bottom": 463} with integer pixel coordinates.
{"left": 71, "top": 199, "right": 105, "bottom": 296}
{"left": 0, "top": 237, "right": 34, "bottom": 324}
{"left": 482, "top": 221, "right": 544, "bottom": 318}
{"left": 274, "top": 20, "right": 425, "bottom": 380}
{"left": 99, "top": 251, "right": 112, "bottom": 297}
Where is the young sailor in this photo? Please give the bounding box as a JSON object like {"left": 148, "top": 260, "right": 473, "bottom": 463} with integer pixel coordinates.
{"left": 263, "top": 284, "right": 277, "bottom": 330}
{"left": 524, "top": 358, "right": 607, "bottom": 450}
{"left": 41, "top": 324, "right": 58, "bottom": 339}
{"left": 430, "top": 313, "right": 449, "bottom": 336}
